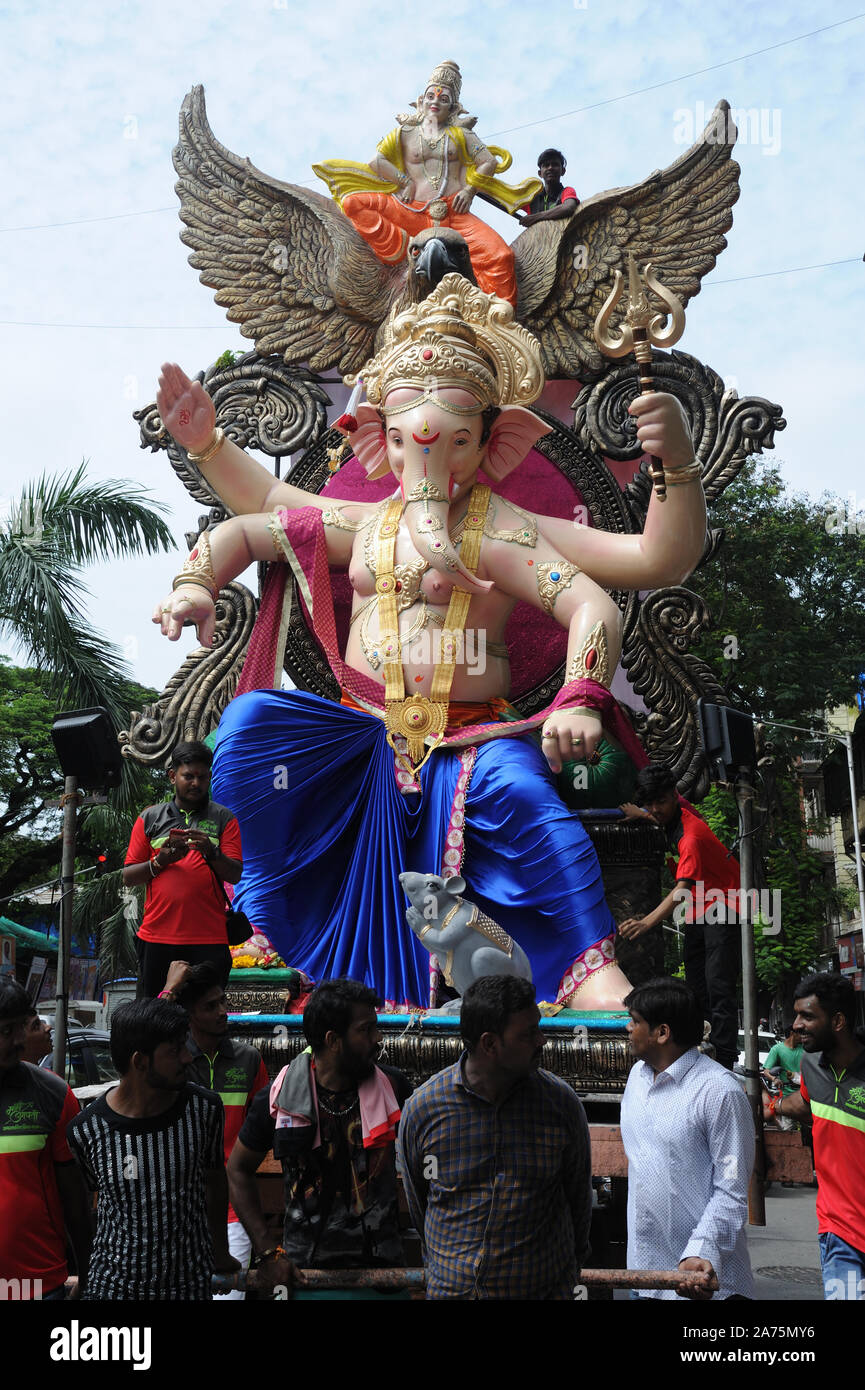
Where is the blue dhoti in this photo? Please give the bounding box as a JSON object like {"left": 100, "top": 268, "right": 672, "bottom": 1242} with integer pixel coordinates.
{"left": 212, "top": 689, "right": 616, "bottom": 1007}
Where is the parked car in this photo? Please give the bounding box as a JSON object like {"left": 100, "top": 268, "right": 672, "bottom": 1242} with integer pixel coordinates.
{"left": 736, "top": 1028, "right": 777, "bottom": 1072}
{"left": 39, "top": 1022, "right": 118, "bottom": 1092}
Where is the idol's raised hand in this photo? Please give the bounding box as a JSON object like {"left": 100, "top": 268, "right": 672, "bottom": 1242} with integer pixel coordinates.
{"left": 628, "top": 392, "right": 694, "bottom": 470}
{"left": 156, "top": 362, "right": 216, "bottom": 455}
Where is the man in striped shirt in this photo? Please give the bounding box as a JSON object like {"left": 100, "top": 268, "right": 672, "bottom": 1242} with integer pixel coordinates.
{"left": 67, "top": 998, "right": 239, "bottom": 1300}
{"left": 397, "top": 975, "right": 592, "bottom": 1300}
{"left": 172, "top": 961, "right": 270, "bottom": 1298}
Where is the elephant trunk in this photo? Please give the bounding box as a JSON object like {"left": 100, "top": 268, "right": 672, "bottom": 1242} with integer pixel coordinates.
{"left": 403, "top": 494, "right": 491, "bottom": 595}
{"left": 402, "top": 466, "right": 492, "bottom": 595}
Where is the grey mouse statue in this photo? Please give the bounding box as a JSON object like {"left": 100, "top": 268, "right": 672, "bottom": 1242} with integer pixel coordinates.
{"left": 400, "top": 871, "right": 533, "bottom": 1011}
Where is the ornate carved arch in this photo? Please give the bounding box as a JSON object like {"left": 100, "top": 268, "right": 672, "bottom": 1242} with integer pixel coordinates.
{"left": 123, "top": 348, "right": 784, "bottom": 798}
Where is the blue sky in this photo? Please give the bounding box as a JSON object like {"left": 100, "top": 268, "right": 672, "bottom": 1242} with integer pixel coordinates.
{"left": 1, "top": 0, "right": 862, "bottom": 694}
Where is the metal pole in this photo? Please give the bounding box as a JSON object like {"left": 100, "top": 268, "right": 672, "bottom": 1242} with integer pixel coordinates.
{"left": 212, "top": 1265, "right": 719, "bottom": 1295}
{"left": 845, "top": 732, "right": 865, "bottom": 960}
{"left": 735, "top": 765, "right": 766, "bottom": 1225}
{"left": 52, "top": 776, "right": 79, "bottom": 1078}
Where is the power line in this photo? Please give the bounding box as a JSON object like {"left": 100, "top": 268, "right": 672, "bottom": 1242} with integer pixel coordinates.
{"left": 0, "top": 320, "right": 233, "bottom": 330}
{"left": 0, "top": 207, "right": 176, "bottom": 233}
{"left": 703, "top": 257, "right": 861, "bottom": 286}
{"left": 1, "top": 253, "right": 858, "bottom": 331}
{"left": 3, "top": 13, "right": 862, "bottom": 235}
{"left": 0, "top": 863, "right": 101, "bottom": 909}
{"left": 488, "top": 13, "right": 865, "bottom": 138}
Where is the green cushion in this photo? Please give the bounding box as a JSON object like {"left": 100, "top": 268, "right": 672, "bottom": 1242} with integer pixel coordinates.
{"left": 557, "top": 736, "right": 637, "bottom": 809}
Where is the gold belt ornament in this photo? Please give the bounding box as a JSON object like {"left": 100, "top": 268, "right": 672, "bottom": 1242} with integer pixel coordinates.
{"left": 378, "top": 484, "right": 491, "bottom": 773}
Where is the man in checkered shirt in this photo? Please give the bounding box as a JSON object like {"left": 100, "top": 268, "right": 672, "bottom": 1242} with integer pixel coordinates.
{"left": 398, "top": 975, "right": 592, "bottom": 1299}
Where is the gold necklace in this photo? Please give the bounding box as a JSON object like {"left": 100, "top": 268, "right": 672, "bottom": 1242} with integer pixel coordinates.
{"left": 417, "top": 129, "right": 448, "bottom": 188}
{"left": 378, "top": 485, "right": 492, "bottom": 771}
{"left": 364, "top": 498, "right": 469, "bottom": 580}
{"left": 358, "top": 595, "right": 431, "bottom": 671}
{"left": 354, "top": 499, "right": 472, "bottom": 674}
{"left": 421, "top": 124, "right": 445, "bottom": 149}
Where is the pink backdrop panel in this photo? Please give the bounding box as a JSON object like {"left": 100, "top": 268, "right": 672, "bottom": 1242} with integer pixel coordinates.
{"left": 321, "top": 448, "right": 588, "bottom": 699}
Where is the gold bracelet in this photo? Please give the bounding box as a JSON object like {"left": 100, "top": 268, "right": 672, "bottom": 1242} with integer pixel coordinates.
{"left": 172, "top": 530, "right": 219, "bottom": 601}
{"left": 664, "top": 460, "right": 703, "bottom": 487}
{"left": 186, "top": 427, "right": 225, "bottom": 465}
{"left": 172, "top": 576, "right": 218, "bottom": 600}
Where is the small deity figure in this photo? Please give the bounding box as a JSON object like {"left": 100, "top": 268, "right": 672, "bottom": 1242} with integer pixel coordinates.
{"left": 313, "top": 59, "right": 540, "bottom": 305}
{"left": 153, "top": 275, "right": 705, "bottom": 1011}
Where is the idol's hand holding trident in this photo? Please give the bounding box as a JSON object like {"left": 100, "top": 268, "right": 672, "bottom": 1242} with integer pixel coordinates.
{"left": 594, "top": 253, "right": 688, "bottom": 501}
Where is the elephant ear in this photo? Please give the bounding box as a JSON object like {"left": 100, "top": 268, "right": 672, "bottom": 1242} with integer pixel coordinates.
{"left": 484, "top": 406, "right": 553, "bottom": 482}
{"left": 348, "top": 404, "right": 390, "bottom": 480}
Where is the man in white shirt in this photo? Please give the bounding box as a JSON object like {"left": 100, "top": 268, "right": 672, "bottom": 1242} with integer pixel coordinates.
{"left": 620, "top": 978, "right": 755, "bottom": 1300}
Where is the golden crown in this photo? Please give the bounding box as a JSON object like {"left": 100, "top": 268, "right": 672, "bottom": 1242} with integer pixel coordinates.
{"left": 353, "top": 275, "right": 546, "bottom": 413}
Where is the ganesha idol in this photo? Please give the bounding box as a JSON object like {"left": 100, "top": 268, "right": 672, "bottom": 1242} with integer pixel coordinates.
{"left": 154, "top": 275, "right": 706, "bottom": 1010}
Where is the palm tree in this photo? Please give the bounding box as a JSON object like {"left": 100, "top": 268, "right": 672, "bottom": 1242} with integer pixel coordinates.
{"left": 0, "top": 463, "right": 176, "bottom": 968}
{"left": 0, "top": 461, "right": 175, "bottom": 728}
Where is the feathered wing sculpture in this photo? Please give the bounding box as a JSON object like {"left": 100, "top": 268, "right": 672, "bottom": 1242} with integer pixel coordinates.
{"left": 174, "top": 85, "right": 403, "bottom": 374}
{"left": 514, "top": 101, "right": 741, "bottom": 382}
{"left": 175, "top": 87, "right": 739, "bottom": 382}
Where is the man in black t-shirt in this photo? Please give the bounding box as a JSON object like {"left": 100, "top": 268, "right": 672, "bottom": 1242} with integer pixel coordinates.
{"left": 67, "top": 998, "right": 239, "bottom": 1300}
{"left": 228, "top": 979, "right": 412, "bottom": 1295}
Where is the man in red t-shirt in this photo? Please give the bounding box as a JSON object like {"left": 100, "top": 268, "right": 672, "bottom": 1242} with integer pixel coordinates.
{"left": 777, "top": 973, "right": 865, "bottom": 1300}
{"left": 124, "top": 740, "right": 243, "bottom": 999}
{"left": 620, "top": 764, "right": 741, "bottom": 1069}
{"left": 0, "top": 979, "right": 92, "bottom": 1299}
{"left": 515, "top": 148, "right": 579, "bottom": 227}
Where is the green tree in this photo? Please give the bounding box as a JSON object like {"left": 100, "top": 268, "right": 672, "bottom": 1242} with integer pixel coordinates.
{"left": 0, "top": 462, "right": 175, "bottom": 728}
{"left": 0, "top": 465, "right": 175, "bottom": 977}
{"left": 698, "top": 781, "right": 824, "bottom": 998}
{"left": 0, "top": 658, "right": 165, "bottom": 903}
{"left": 0, "top": 659, "right": 169, "bottom": 981}
{"left": 665, "top": 458, "right": 865, "bottom": 996}
{"left": 689, "top": 459, "right": 865, "bottom": 721}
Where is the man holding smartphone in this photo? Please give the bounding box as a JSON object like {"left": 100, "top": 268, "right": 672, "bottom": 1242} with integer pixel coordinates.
{"left": 123, "top": 740, "right": 243, "bottom": 998}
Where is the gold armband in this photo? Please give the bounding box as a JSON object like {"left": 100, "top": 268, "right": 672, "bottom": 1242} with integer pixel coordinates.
{"left": 186, "top": 427, "right": 226, "bottom": 465}
{"left": 536, "top": 561, "right": 580, "bottom": 615}
{"left": 567, "top": 621, "right": 611, "bottom": 685}
{"left": 172, "top": 530, "right": 219, "bottom": 601}
{"left": 664, "top": 459, "right": 703, "bottom": 487}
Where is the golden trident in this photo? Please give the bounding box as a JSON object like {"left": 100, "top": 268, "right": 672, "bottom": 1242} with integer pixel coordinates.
{"left": 593, "top": 253, "right": 686, "bottom": 501}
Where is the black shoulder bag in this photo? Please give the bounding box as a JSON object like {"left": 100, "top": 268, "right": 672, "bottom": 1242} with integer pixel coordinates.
{"left": 208, "top": 864, "right": 253, "bottom": 948}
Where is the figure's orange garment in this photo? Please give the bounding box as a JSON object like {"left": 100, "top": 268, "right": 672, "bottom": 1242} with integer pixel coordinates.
{"left": 341, "top": 690, "right": 513, "bottom": 734}
{"left": 341, "top": 191, "right": 518, "bottom": 306}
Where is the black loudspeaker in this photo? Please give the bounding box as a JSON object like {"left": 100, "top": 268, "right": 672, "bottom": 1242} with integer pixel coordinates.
{"left": 697, "top": 700, "right": 756, "bottom": 782}
{"left": 51, "top": 707, "right": 123, "bottom": 791}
